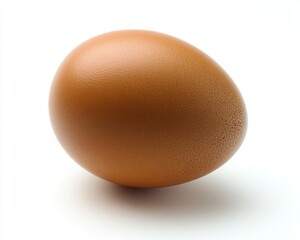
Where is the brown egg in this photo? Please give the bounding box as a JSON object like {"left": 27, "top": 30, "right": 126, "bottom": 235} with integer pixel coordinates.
{"left": 49, "top": 30, "right": 247, "bottom": 188}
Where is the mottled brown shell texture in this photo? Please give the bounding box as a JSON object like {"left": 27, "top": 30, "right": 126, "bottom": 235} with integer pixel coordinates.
{"left": 49, "top": 30, "right": 247, "bottom": 188}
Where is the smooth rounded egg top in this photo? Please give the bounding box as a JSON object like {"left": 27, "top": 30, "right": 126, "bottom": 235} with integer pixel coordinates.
{"left": 49, "top": 30, "right": 247, "bottom": 188}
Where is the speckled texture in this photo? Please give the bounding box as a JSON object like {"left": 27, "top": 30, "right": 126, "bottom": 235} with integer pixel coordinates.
{"left": 49, "top": 30, "right": 247, "bottom": 188}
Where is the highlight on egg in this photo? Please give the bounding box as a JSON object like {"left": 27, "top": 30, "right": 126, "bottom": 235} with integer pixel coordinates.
{"left": 49, "top": 30, "right": 247, "bottom": 188}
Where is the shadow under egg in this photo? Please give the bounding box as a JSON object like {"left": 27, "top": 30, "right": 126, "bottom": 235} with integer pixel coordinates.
{"left": 70, "top": 173, "right": 255, "bottom": 222}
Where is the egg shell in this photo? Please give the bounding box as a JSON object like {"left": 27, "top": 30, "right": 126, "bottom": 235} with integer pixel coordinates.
{"left": 49, "top": 30, "right": 247, "bottom": 188}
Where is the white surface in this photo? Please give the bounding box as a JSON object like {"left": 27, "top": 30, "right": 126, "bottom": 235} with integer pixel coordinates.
{"left": 1, "top": 0, "right": 300, "bottom": 239}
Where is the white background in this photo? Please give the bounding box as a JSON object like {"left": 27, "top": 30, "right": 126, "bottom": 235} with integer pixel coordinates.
{"left": 1, "top": 0, "right": 300, "bottom": 239}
